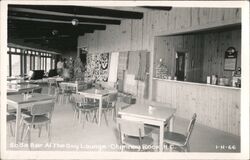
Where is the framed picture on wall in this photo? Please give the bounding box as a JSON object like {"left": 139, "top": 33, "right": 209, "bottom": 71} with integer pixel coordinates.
{"left": 224, "top": 47, "right": 237, "bottom": 71}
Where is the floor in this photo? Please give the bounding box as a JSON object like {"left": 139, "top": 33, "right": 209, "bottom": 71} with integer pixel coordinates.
{"left": 6, "top": 87, "right": 240, "bottom": 152}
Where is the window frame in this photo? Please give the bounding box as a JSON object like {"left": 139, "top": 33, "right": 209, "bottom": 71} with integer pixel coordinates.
{"left": 7, "top": 47, "right": 58, "bottom": 77}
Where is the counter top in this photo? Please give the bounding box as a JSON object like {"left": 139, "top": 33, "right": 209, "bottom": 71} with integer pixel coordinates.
{"left": 153, "top": 78, "right": 240, "bottom": 90}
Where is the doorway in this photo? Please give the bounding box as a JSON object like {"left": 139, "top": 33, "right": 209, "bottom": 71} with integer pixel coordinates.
{"left": 176, "top": 52, "right": 186, "bottom": 81}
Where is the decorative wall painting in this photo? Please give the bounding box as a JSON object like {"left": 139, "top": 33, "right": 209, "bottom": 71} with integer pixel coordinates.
{"left": 85, "top": 53, "right": 110, "bottom": 82}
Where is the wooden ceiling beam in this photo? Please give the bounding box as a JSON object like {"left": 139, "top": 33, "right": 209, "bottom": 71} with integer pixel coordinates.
{"left": 9, "top": 5, "right": 143, "bottom": 19}
{"left": 8, "top": 25, "right": 96, "bottom": 33}
{"left": 9, "top": 30, "right": 91, "bottom": 39}
{"left": 8, "top": 11, "right": 121, "bottom": 25}
{"left": 8, "top": 17, "right": 106, "bottom": 30}
{"left": 140, "top": 6, "right": 172, "bottom": 11}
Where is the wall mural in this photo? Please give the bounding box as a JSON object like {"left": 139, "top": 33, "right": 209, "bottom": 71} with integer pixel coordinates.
{"left": 85, "top": 53, "right": 109, "bottom": 82}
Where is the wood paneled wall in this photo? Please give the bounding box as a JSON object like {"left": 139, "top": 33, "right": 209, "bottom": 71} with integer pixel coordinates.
{"left": 154, "top": 34, "right": 204, "bottom": 83}
{"left": 78, "top": 8, "right": 241, "bottom": 100}
{"left": 78, "top": 8, "right": 241, "bottom": 53}
{"left": 154, "top": 28, "right": 241, "bottom": 83}
{"left": 202, "top": 29, "right": 241, "bottom": 82}
{"left": 152, "top": 78, "right": 240, "bottom": 136}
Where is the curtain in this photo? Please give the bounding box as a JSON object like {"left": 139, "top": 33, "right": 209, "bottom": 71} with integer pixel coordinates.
{"left": 135, "top": 51, "right": 150, "bottom": 81}
{"left": 117, "top": 51, "right": 128, "bottom": 80}
{"left": 118, "top": 51, "right": 129, "bottom": 70}
{"left": 127, "top": 51, "right": 140, "bottom": 75}
{"left": 108, "top": 52, "right": 119, "bottom": 83}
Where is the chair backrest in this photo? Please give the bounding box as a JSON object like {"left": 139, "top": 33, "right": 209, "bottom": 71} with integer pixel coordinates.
{"left": 109, "top": 92, "right": 118, "bottom": 102}
{"left": 48, "top": 78, "right": 57, "bottom": 84}
{"left": 48, "top": 79, "right": 58, "bottom": 87}
{"left": 108, "top": 92, "right": 118, "bottom": 107}
{"left": 184, "top": 113, "right": 197, "bottom": 145}
{"left": 59, "top": 83, "right": 66, "bottom": 89}
{"left": 71, "top": 93, "right": 84, "bottom": 104}
{"left": 117, "top": 118, "right": 145, "bottom": 138}
{"left": 31, "top": 101, "right": 55, "bottom": 116}
{"left": 33, "top": 87, "right": 42, "bottom": 93}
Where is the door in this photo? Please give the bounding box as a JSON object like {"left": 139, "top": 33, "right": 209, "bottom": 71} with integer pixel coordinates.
{"left": 176, "top": 52, "right": 186, "bottom": 81}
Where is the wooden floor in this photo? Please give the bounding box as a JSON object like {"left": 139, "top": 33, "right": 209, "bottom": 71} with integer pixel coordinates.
{"left": 6, "top": 98, "right": 240, "bottom": 152}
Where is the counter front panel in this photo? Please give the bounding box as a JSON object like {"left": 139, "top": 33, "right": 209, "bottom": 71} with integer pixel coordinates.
{"left": 152, "top": 78, "right": 240, "bottom": 136}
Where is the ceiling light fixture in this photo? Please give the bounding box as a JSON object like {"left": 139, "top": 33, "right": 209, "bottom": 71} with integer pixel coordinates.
{"left": 52, "top": 29, "right": 58, "bottom": 35}
{"left": 72, "top": 7, "right": 79, "bottom": 26}
{"left": 71, "top": 18, "right": 79, "bottom": 26}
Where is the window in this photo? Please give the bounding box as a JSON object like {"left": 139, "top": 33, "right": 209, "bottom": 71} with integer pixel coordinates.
{"left": 41, "top": 57, "right": 44, "bottom": 70}
{"left": 11, "top": 54, "right": 21, "bottom": 76}
{"left": 35, "top": 56, "right": 39, "bottom": 70}
{"left": 7, "top": 47, "right": 58, "bottom": 76}
{"left": 46, "top": 57, "right": 51, "bottom": 72}
{"left": 26, "top": 55, "right": 31, "bottom": 74}
{"left": 10, "top": 48, "right": 15, "bottom": 52}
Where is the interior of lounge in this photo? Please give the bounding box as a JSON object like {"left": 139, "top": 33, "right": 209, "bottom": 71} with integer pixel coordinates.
{"left": 4, "top": 4, "right": 242, "bottom": 154}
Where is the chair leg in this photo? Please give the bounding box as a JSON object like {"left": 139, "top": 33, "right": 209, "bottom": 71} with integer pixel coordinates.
{"left": 48, "top": 123, "right": 51, "bottom": 142}
{"left": 112, "top": 108, "right": 117, "bottom": 121}
{"left": 186, "top": 143, "right": 190, "bottom": 152}
{"left": 79, "top": 110, "right": 82, "bottom": 124}
{"left": 21, "top": 123, "right": 26, "bottom": 141}
{"left": 102, "top": 110, "right": 109, "bottom": 126}
{"left": 19, "top": 116, "right": 24, "bottom": 126}
{"left": 85, "top": 112, "right": 89, "bottom": 122}
{"left": 28, "top": 127, "right": 31, "bottom": 150}
{"left": 38, "top": 125, "right": 42, "bottom": 137}
{"left": 82, "top": 112, "right": 86, "bottom": 128}
{"left": 9, "top": 122, "right": 14, "bottom": 137}
{"left": 91, "top": 110, "right": 97, "bottom": 123}
{"left": 73, "top": 110, "right": 77, "bottom": 122}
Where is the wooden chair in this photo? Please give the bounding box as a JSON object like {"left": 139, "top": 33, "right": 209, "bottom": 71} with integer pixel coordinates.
{"left": 58, "top": 83, "right": 72, "bottom": 104}
{"left": 7, "top": 106, "right": 29, "bottom": 126}
{"left": 163, "top": 113, "right": 197, "bottom": 152}
{"left": 101, "top": 93, "right": 118, "bottom": 125}
{"left": 7, "top": 114, "right": 16, "bottom": 137}
{"left": 47, "top": 79, "right": 58, "bottom": 95}
{"left": 107, "top": 92, "right": 118, "bottom": 121}
{"left": 71, "top": 93, "right": 98, "bottom": 127}
{"left": 20, "top": 100, "right": 55, "bottom": 149}
{"left": 71, "top": 93, "right": 85, "bottom": 123}
{"left": 117, "top": 118, "right": 154, "bottom": 152}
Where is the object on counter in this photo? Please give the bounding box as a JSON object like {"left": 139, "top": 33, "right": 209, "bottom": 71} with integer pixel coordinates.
{"left": 232, "top": 77, "right": 237, "bottom": 87}
{"left": 218, "top": 78, "right": 230, "bottom": 86}
{"left": 211, "top": 75, "right": 218, "bottom": 85}
{"left": 236, "top": 78, "right": 241, "bottom": 88}
{"left": 233, "top": 77, "right": 241, "bottom": 88}
{"left": 206, "top": 76, "right": 211, "bottom": 84}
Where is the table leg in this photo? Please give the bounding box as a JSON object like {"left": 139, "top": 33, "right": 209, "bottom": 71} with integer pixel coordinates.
{"left": 159, "top": 122, "right": 164, "bottom": 152}
{"left": 98, "top": 97, "right": 102, "bottom": 126}
{"left": 169, "top": 115, "right": 175, "bottom": 152}
{"left": 15, "top": 107, "right": 21, "bottom": 143}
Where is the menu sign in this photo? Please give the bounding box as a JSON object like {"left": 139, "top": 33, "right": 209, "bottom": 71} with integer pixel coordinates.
{"left": 224, "top": 47, "right": 237, "bottom": 71}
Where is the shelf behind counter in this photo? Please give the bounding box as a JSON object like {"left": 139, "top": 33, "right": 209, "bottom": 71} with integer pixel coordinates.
{"left": 152, "top": 78, "right": 240, "bottom": 136}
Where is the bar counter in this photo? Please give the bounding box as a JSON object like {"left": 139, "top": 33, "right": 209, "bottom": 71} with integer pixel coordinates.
{"left": 152, "top": 78, "right": 240, "bottom": 136}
